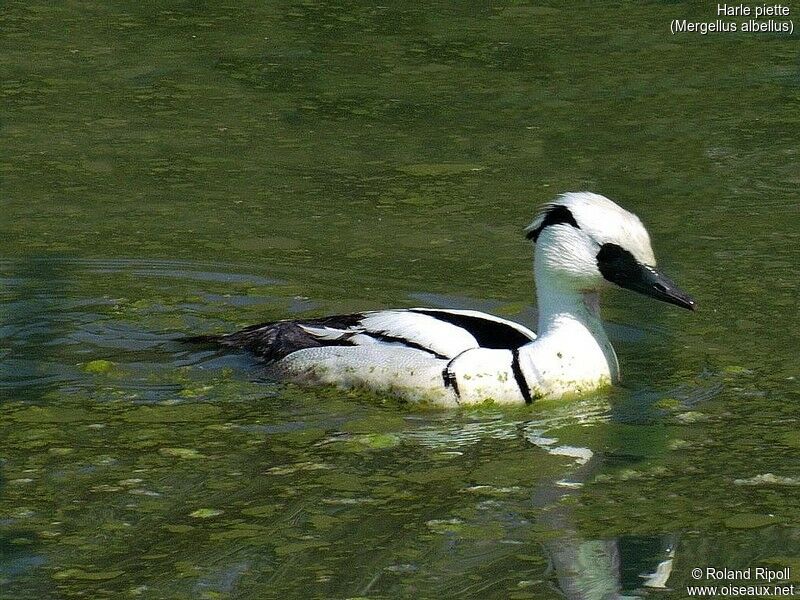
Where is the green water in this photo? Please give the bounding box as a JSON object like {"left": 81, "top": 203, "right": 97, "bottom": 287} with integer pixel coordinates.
{"left": 2, "top": 1, "right": 799, "bottom": 598}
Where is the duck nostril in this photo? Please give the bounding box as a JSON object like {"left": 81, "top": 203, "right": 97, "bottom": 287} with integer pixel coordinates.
{"left": 654, "top": 283, "right": 668, "bottom": 293}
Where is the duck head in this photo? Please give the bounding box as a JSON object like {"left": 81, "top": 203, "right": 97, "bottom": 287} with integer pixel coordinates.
{"left": 524, "top": 192, "right": 696, "bottom": 310}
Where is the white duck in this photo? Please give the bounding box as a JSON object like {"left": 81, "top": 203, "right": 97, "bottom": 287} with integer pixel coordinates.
{"left": 193, "top": 192, "right": 695, "bottom": 405}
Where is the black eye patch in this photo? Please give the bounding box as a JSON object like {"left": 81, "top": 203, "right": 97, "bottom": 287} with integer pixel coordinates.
{"left": 526, "top": 205, "right": 579, "bottom": 241}
{"left": 596, "top": 243, "right": 641, "bottom": 285}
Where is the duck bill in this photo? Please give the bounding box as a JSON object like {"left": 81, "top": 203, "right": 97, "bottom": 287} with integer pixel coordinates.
{"left": 620, "top": 264, "right": 696, "bottom": 311}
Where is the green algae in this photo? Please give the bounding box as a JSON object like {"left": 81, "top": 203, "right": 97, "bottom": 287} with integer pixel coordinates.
{"left": 401, "top": 466, "right": 464, "bottom": 485}
{"left": 10, "top": 406, "right": 97, "bottom": 423}
{"left": 722, "top": 365, "right": 753, "bottom": 375}
{"left": 82, "top": 359, "right": 117, "bottom": 374}
{"left": 724, "top": 513, "right": 783, "bottom": 530}
{"left": 759, "top": 558, "right": 800, "bottom": 582}
{"left": 164, "top": 525, "right": 194, "bottom": 533}
{"left": 340, "top": 414, "right": 407, "bottom": 434}
{"left": 781, "top": 431, "right": 800, "bottom": 448}
{"left": 653, "top": 397, "right": 681, "bottom": 410}
{"left": 189, "top": 508, "right": 224, "bottom": 519}
{"left": 159, "top": 447, "right": 205, "bottom": 459}
{"left": 397, "top": 163, "right": 484, "bottom": 177}
{"left": 273, "top": 540, "right": 329, "bottom": 557}
{"left": 343, "top": 432, "right": 402, "bottom": 450}
{"left": 316, "top": 472, "right": 367, "bottom": 492}
{"left": 240, "top": 505, "right": 279, "bottom": 518}
{"left": 674, "top": 411, "right": 710, "bottom": 424}
{"left": 209, "top": 525, "right": 268, "bottom": 541}
{"left": 122, "top": 404, "right": 222, "bottom": 423}
{"left": 276, "top": 427, "right": 328, "bottom": 446}
{"left": 52, "top": 568, "right": 124, "bottom": 581}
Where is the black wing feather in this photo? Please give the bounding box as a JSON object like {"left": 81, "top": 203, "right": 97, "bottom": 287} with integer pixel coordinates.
{"left": 185, "top": 313, "right": 364, "bottom": 362}
{"left": 409, "top": 309, "right": 532, "bottom": 349}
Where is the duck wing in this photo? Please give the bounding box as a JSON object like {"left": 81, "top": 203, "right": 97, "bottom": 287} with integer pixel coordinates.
{"left": 190, "top": 308, "right": 536, "bottom": 362}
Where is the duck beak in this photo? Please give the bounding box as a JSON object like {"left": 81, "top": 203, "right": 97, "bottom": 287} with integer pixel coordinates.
{"left": 597, "top": 243, "right": 696, "bottom": 311}
{"left": 623, "top": 264, "right": 696, "bottom": 311}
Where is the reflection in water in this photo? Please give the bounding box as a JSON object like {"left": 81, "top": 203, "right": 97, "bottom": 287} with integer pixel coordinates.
{"left": 318, "top": 386, "right": 680, "bottom": 599}
{"left": 545, "top": 534, "right": 678, "bottom": 600}
{"left": 531, "top": 443, "right": 679, "bottom": 599}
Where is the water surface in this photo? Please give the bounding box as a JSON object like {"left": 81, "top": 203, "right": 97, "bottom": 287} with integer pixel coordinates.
{"left": 2, "top": 2, "right": 799, "bottom": 598}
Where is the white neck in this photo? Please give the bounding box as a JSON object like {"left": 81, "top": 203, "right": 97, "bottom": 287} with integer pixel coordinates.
{"left": 536, "top": 282, "right": 604, "bottom": 336}
{"left": 527, "top": 265, "right": 620, "bottom": 389}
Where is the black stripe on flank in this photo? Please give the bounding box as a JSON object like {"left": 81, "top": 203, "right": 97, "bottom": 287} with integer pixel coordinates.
{"left": 526, "top": 205, "right": 579, "bottom": 242}
{"left": 442, "top": 366, "right": 461, "bottom": 403}
{"left": 442, "top": 350, "right": 469, "bottom": 404}
{"left": 369, "top": 331, "right": 450, "bottom": 360}
{"left": 409, "top": 309, "right": 532, "bottom": 350}
{"left": 511, "top": 348, "right": 533, "bottom": 404}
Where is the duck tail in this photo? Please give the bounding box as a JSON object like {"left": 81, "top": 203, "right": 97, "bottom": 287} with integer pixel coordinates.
{"left": 180, "top": 333, "right": 226, "bottom": 346}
